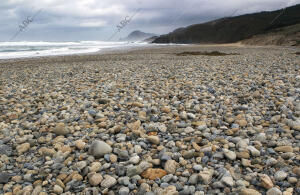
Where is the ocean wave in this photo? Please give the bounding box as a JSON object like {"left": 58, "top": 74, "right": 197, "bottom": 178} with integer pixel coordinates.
{"left": 0, "top": 41, "right": 150, "bottom": 59}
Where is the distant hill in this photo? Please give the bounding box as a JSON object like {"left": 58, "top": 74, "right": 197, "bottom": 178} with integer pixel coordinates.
{"left": 143, "top": 36, "right": 159, "bottom": 43}
{"left": 120, "top": 30, "right": 157, "bottom": 42}
{"left": 153, "top": 4, "right": 300, "bottom": 46}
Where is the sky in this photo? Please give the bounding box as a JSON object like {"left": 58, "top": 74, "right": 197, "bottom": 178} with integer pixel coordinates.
{"left": 0, "top": 0, "right": 299, "bottom": 42}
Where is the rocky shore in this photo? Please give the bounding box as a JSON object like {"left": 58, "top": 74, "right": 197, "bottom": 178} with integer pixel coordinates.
{"left": 0, "top": 45, "right": 299, "bottom": 195}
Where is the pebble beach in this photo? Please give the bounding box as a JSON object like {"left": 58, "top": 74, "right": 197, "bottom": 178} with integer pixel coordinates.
{"left": 0, "top": 44, "right": 299, "bottom": 195}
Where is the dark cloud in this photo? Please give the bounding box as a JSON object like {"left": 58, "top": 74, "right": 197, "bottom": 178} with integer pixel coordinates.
{"left": 0, "top": 0, "right": 299, "bottom": 41}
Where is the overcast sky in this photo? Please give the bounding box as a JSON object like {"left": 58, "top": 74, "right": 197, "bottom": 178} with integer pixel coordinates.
{"left": 0, "top": 0, "right": 299, "bottom": 42}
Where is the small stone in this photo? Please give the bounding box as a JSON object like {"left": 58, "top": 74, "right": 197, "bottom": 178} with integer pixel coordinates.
{"left": 161, "top": 185, "right": 178, "bottom": 195}
{"left": 114, "top": 148, "right": 129, "bottom": 160}
{"left": 188, "top": 174, "right": 199, "bottom": 185}
{"left": 247, "top": 146, "right": 260, "bottom": 156}
{"left": 242, "top": 159, "right": 251, "bottom": 167}
{"left": 221, "top": 176, "right": 234, "bottom": 187}
{"left": 127, "top": 120, "right": 141, "bottom": 130}
{"left": 31, "top": 185, "right": 42, "bottom": 195}
{"left": 119, "top": 187, "right": 130, "bottom": 195}
{"left": 16, "top": 143, "right": 30, "bottom": 154}
{"left": 89, "top": 162, "right": 101, "bottom": 172}
{"left": 199, "top": 168, "right": 214, "bottom": 184}
{"left": 236, "top": 151, "right": 250, "bottom": 159}
{"left": 53, "top": 123, "right": 69, "bottom": 136}
{"left": 274, "top": 171, "right": 287, "bottom": 181}
{"left": 283, "top": 188, "right": 293, "bottom": 195}
{"left": 75, "top": 140, "right": 85, "bottom": 150}
{"left": 164, "top": 160, "right": 178, "bottom": 174}
{"left": 101, "top": 175, "right": 117, "bottom": 188}
{"left": 129, "top": 156, "right": 140, "bottom": 164}
{"left": 89, "top": 173, "right": 103, "bottom": 186}
{"left": 240, "top": 189, "right": 262, "bottom": 195}
{"left": 266, "top": 187, "right": 282, "bottom": 195}
{"left": 288, "top": 177, "right": 297, "bottom": 184}
{"left": 72, "top": 173, "right": 83, "bottom": 181}
{"left": 162, "top": 174, "right": 173, "bottom": 183}
{"left": 147, "top": 136, "right": 160, "bottom": 145}
{"left": 0, "top": 172, "right": 10, "bottom": 184}
{"left": 260, "top": 174, "right": 273, "bottom": 189}
{"left": 89, "top": 140, "right": 112, "bottom": 158}
{"left": 110, "top": 154, "right": 118, "bottom": 163}
{"left": 223, "top": 149, "right": 236, "bottom": 160}
{"left": 236, "top": 140, "right": 248, "bottom": 149}
{"left": 292, "top": 167, "right": 300, "bottom": 176}
{"left": 53, "top": 185, "right": 63, "bottom": 194}
{"left": 184, "top": 127, "right": 195, "bottom": 134}
{"left": 126, "top": 166, "right": 143, "bottom": 177}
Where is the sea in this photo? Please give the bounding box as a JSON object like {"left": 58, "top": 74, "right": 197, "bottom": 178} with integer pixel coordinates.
{"left": 0, "top": 41, "right": 151, "bottom": 59}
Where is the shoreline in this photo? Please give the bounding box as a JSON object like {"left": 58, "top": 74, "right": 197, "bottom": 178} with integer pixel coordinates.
{"left": 0, "top": 43, "right": 298, "bottom": 65}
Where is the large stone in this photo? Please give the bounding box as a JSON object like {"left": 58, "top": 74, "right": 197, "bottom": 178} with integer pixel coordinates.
{"left": 274, "top": 146, "right": 293, "bottom": 153}
{"left": 89, "top": 140, "right": 112, "bottom": 158}
{"left": 141, "top": 168, "right": 167, "bottom": 180}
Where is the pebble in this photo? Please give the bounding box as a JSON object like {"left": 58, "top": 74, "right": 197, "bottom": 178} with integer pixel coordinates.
{"left": 274, "top": 146, "right": 293, "bottom": 153}
{"left": 266, "top": 187, "right": 282, "bottom": 195}
{"left": 16, "top": 143, "right": 30, "bottom": 154}
{"left": 75, "top": 140, "right": 86, "bottom": 150}
{"left": 246, "top": 146, "right": 260, "bottom": 156}
{"left": 147, "top": 136, "right": 160, "bottom": 145}
{"left": 119, "top": 187, "right": 130, "bottom": 195}
{"left": 223, "top": 149, "right": 236, "bottom": 160}
{"left": 52, "top": 123, "right": 69, "bottom": 136}
{"left": 240, "top": 189, "right": 262, "bottom": 195}
{"left": 164, "top": 160, "right": 178, "bottom": 174}
{"left": 0, "top": 45, "right": 299, "bottom": 194}
{"left": 101, "top": 175, "right": 117, "bottom": 188}
{"left": 260, "top": 174, "right": 273, "bottom": 189}
{"left": 89, "top": 140, "right": 112, "bottom": 158}
{"left": 89, "top": 173, "right": 103, "bottom": 186}
{"left": 274, "top": 171, "right": 288, "bottom": 181}
{"left": 0, "top": 172, "right": 10, "bottom": 184}
{"left": 53, "top": 185, "right": 63, "bottom": 194}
